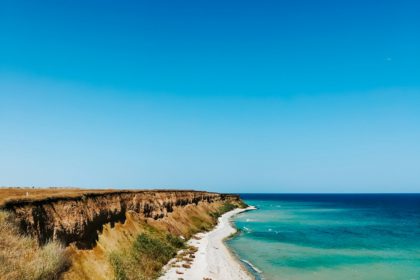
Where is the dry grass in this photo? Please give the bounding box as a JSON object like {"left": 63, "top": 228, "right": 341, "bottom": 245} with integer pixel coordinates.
{"left": 104, "top": 201, "right": 242, "bottom": 280}
{"left": 109, "top": 230, "right": 185, "bottom": 280}
{"left": 0, "top": 210, "right": 70, "bottom": 280}
{"left": 63, "top": 201, "right": 240, "bottom": 280}
{"left": 0, "top": 187, "right": 113, "bottom": 207}
{"left": 0, "top": 187, "right": 213, "bottom": 207}
{"left": 0, "top": 187, "right": 243, "bottom": 280}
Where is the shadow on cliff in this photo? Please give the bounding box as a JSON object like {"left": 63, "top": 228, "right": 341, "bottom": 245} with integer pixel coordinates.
{"left": 3, "top": 191, "right": 240, "bottom": 250}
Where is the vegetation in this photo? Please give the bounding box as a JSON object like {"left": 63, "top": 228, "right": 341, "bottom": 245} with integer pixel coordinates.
{"left": 0, "top": 190, "right": 245, "bottom": 280}
{"left": 109, "top": 229, "right": 185, "bottom": 280}
{"left": 210, "top": 202, "right": 237, "bottom": 219}
{"left": 237, "top": 199, "right": 249, "bottom": 209}
{"left": 0, "top": 211, "right": 70, "bottom": 280}
{"left": 107, "top": 201, "right": 242, "bottom": 280}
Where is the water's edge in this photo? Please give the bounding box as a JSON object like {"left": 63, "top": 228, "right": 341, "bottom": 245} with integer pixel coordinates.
{"left": 226, "top": 206, "right": 265, "bottom": 280}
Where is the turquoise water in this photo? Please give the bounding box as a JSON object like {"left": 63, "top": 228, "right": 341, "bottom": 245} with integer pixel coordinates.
{"left": 227, "top": 194, "right": 420, "bottom": 280}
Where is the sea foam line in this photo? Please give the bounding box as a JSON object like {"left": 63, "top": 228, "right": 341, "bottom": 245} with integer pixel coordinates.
{"left": 240, "top": 259, "right": 264, "bottom": 279}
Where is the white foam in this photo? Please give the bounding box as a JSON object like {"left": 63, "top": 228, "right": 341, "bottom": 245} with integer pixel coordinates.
{"left": 241, "top": 259, "right": 263, "bottom": 274}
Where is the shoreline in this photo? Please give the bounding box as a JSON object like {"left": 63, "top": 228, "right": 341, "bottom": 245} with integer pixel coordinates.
{"left": 159, "top": 206, "right": 256, "bottom": 280}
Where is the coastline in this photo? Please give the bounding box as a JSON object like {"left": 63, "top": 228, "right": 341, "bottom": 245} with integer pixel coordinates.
{"left": 159, "top": 206, "right": 256, "bottom": 280}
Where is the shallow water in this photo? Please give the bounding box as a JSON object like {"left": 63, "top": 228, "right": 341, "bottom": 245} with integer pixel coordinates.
{"left": 227, "top": 194, "right": 420, "bottom": 280}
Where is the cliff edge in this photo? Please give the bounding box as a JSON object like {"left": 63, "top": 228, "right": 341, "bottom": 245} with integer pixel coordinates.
{"left": 0, "top": 188, "right": 244, "bottom": 280}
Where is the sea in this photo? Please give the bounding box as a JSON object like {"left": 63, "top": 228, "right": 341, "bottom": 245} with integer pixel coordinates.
{"left": 227, "top": 194, "right": 420, "bottom": 280}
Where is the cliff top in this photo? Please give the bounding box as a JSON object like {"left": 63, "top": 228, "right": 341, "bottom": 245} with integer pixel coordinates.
{"left": 0, "top": 187, "right": 215, "bottom": 208}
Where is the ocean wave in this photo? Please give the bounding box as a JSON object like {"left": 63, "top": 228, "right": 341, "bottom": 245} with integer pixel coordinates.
{"left": 241, "top": 259, "right": 264, "bottom": 278}
{"left": 242, "top": 226, "right": 252, "bottom": 233}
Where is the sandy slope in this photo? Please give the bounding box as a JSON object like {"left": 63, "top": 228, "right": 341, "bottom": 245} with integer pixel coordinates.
{"left": 159, "top": 207, "right": 255, "bottom": 280}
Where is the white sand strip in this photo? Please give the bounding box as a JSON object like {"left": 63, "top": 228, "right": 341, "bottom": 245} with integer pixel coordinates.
{"left": 159, "top": 206, "right": 255, "bottom": 280}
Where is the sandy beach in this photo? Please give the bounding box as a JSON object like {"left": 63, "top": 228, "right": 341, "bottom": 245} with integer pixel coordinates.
{"left": 159, "top": 207, "right": 255, "bottom": 280}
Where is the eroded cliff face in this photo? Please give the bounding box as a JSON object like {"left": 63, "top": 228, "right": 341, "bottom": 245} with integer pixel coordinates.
{"left": 2, "top": 190, "right": 240, "bottom": 249}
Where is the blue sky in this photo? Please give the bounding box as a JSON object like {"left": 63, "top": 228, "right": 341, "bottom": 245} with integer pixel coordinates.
{"left": 1, "top": 0, "right": 419, "bottom": 192}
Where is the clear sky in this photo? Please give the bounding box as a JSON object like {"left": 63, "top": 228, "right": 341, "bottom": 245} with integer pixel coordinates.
{"left": 1, "top": 0, "right": 419, "bottom": 193}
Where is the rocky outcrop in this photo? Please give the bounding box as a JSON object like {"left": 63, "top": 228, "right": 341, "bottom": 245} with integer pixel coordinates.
{"left": 2, "top": 190, "right": 240, "bottom": 249}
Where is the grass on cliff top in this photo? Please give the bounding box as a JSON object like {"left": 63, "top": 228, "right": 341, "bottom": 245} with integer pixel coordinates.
{"left": 0, "top": 187, "right": 104, "bottom": 207}
{"left": 0, "top": 187, "right": 213, "bottom": 208}
{"left": 0, "top": 211, "right": 70, "bottom": 280}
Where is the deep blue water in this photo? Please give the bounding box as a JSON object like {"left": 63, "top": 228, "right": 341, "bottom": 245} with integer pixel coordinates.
{"left": 227, "top": 194, "right": 420, "bottom": 280}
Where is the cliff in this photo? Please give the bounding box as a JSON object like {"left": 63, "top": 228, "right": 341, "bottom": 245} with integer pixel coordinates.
{"left": 1, "top": 190, "right": 240, "bottom": 249}
{"left": 0, "top": 189, "right": 243, "bottom": 280}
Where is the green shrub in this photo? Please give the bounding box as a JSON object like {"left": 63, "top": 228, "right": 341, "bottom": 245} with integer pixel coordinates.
{"left": 109, "top": 253, "right": 129, "bottom": 280}
{"left": 133, "top": 233, "right": 176, "bottom": 264}
{"left": 219, "top": 202, "right": 236, "bottom": 213}
{"left": 210, "top": 202, "right": 237, "bottom": 219}
{"left": 109, "top": 231, "right": 185, "bottom": 280}
{"left": 166, "top": 234, "right": 184, "bottom": 248}
{"left": 237, "top": 200, "right": 249, "bottom": 208}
